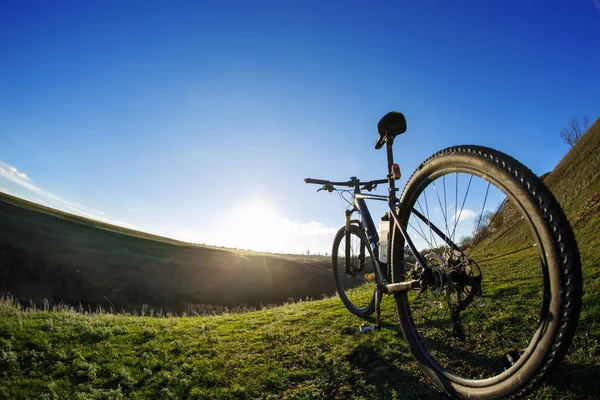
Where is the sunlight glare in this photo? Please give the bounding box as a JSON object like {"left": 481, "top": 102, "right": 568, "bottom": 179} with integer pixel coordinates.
{"left": 221, "top": 201, "right": 335, "bottom": 253}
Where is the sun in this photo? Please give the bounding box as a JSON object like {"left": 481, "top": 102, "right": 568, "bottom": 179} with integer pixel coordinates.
{"left": 224, "top": 201, "right": 287, "bottom": 252}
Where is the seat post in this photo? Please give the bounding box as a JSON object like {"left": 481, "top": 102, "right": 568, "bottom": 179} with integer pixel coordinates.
{"left": 386, "top": 141, "right": 396, "bottom": 199}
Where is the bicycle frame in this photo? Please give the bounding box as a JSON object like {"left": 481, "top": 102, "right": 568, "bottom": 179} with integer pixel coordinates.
{"left": 333, "top": 140, "right": 452, "bottom": 328}
{"left": 350, "top": 189, "right": 425, "bottom": 294}
{"left": 348, "top": 141, "right": 452, "bottom": 295}
{"left": 305, "top": 139, "right": 462, "bottom": 328}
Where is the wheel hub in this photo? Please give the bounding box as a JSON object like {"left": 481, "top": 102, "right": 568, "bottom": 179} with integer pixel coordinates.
{"left": 413, "top": 249, "right": 483, "bottom": 339}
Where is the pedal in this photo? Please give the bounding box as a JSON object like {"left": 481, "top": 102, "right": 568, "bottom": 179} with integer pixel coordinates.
{"left": 360, "top": 323, "right": 375, "bottom": 334}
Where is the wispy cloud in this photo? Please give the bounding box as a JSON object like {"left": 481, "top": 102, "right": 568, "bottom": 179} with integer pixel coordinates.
{"left": 452, "top": 208, "right": 478, "bottom": 222}
{"left": 0, "top": 160, "right": 136, "bottom": 229}
{"left": 282, "top": 218, "right": 338, "bottom": 235}
{"left": 3, "top": 165, "right": 29, "bottom": 181}
{"left": 1, "top": 162, "right": 41, "bottom": 194}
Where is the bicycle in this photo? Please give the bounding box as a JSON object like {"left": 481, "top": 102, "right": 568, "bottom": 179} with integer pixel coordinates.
{"left": 304, "top": 111, "right": 582, "bottom": 399}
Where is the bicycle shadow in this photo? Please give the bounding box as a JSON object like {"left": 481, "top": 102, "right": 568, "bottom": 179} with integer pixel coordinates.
{"left": 347, "top": 342, "right": 600, "bottom": 399}
{"left": 346, "top": 344, "right": 445, "bottom": 399}
{"left": 543, "top": 362, "right": 600, "bottom": 397}
{"left": 359, "top": 316, "right": 502, "bottom": 377}
{"left": 354, "top": 308, "right": 600, "bottom": 398}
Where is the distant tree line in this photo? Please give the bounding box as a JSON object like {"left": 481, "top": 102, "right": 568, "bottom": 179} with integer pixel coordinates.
{"left": 458, "top": 207, "right": 505, "bottom": 250}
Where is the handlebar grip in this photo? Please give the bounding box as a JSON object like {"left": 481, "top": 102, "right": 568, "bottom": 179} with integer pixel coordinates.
{"left": 373, "top": 178, "right": 388, "bottom": 185}
{"left": 304, "top": 178, "right": 330, "bottom": 185}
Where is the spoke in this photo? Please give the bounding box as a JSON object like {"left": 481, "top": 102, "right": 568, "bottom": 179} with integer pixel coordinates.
{"left": 413, "top": 202, "right": 444, "bottom": 258}
{"left": 432, "top": 181, "right": 451, "bottom": 240}
{"left": 450, "top": 174, "right": 473, "bottom": 243}
{"left": 414, "top": 289, "right": 524, "bottom": 353}
{"left": 454, "top": 172, "right": 458, "bottom": 242}
{"left": 479, "top": 294, "right": 541, "bottom": 309}
{"left": 444, "top": 175, "right": 448, "bottom": 240}
{"left": 410, "top": 204, "right": 431, "bottom": 245}
{"left": 414, "top": 292, "right": 465, "bottom": 340}
{"left": 476, "top": 243, "right": 535, "bottom": 262}
{"left": 415, "top": 307, "right": 454, "bottom": 337}
{"left": 470, "top": 216, "right": 525, "bottom": 257}
{"left": 423, "top": 190, "right": 437, "bottom": 250}
{"left": 472, "top": 182, "right": 491, "bottom": 244}
{"left": 484, "top": 275, "right": 541, "bottom": 283}
{"left": 408, "top": 220, "right": 439, "bottom": 251}
{"left": 467, "top": 197, "right": 509, "bottom": 259}
{"left": 422, "top": 189, "right": 442, "bottom": 251}
{"left": 463, "top": 302, "right": 518, "bottom": 349}
{"left": 479, "top": 295, "right": 537, "bottom": 330}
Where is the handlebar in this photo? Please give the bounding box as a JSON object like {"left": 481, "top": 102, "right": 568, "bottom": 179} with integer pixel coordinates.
{"left": 304, "top": 177, "right": 388, "bottom": 188}
{"left": 305, "top": 178, "right": 351, "bottom": 186}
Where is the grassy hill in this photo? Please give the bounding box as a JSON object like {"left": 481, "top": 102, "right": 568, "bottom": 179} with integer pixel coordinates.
{"left": 1, "top": 118, "right": 599, "bottom": 399}
{"left": 0, "top": 192, "right": 335, "bottom": 314}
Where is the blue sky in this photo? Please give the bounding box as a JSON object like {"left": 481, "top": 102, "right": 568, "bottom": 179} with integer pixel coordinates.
{"left": 1, "top": 1, "right": 599, "bottom": 253}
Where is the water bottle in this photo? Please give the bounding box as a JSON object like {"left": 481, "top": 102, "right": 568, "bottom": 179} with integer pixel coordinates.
{"left": 379, "top": 212, "right": 390, "bottom": 264}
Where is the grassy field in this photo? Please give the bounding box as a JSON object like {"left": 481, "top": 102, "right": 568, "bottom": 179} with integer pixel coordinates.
{"left": 1, "top": 119, "right": 599, "bottom": 399}
{"left": 0, "top": 193, "right": 335, "bottom": 314}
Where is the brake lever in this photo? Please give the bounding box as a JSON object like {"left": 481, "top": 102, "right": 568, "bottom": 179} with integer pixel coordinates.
{"left": 361, "top": 183, "right": 377, "bottom": 192}
{"left": 317, "top": 184, "right": 334, "bottom": 193}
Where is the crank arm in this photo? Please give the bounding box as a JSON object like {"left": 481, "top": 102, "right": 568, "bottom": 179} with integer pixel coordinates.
{"left": 382, "top": 279, "right": 421, "bottom": 294}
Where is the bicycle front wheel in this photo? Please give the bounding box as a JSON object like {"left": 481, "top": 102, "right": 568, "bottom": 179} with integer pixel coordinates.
{"left": 332, "top": 225, "right": 377, "bottom": 317}
{"left": 391, "top": 145, "right": 582, "bottom": 399}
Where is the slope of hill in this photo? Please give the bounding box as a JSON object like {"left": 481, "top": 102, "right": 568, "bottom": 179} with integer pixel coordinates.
{"left": 1, "top": 119, "right": 599, "bottom": 399}
{"left": 543, "top": 118, "right": 600, "bottom": 336}
{"left": 0, "top": 193, "right": 335, "bottom": 313}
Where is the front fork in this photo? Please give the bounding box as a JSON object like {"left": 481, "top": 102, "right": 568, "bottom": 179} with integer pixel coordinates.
{"left": 346, "top": 208, "right": 384, "bottom": 329}
{"left": 344, "top": 209, "right": 366, "bottom": 274}
{"left": 344, "top": 210, "right": 352, "bottom": 274}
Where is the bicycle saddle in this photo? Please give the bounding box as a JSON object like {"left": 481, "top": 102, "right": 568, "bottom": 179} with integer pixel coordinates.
{"left": 375, "top": 111, "right": 406, "bottom": 149}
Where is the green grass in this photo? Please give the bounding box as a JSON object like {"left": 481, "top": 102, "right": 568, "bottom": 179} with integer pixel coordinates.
{"left": 1, "top": 120, "right": 600, "bottom": 399}
{"left": 0, "top": 275, "right": 598, "bottom": 400}
{"left": 0, "top": 294, "right": 444, "bottom": 400}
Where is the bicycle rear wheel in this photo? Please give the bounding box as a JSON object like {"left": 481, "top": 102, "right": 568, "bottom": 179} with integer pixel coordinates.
{"left": 391, "top": 146, "right": 582, "bottom": 399}
{"left": 332, "top": 225, "right": 377, "bottom": 317}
